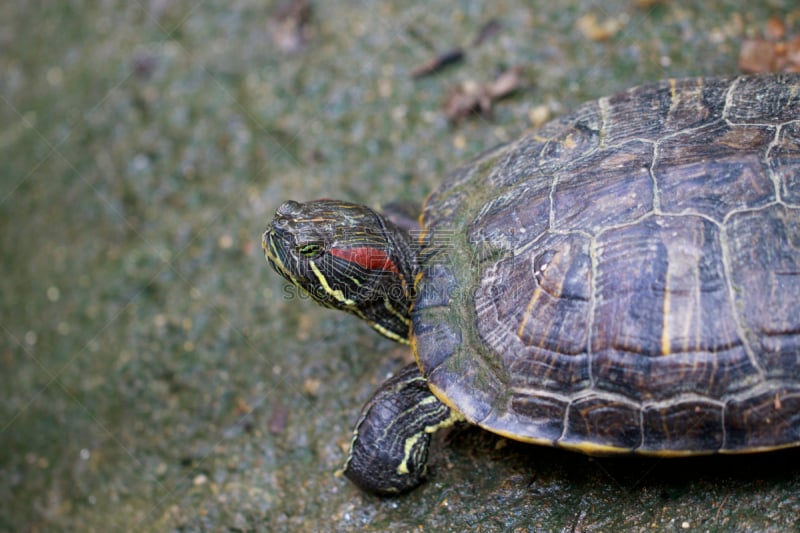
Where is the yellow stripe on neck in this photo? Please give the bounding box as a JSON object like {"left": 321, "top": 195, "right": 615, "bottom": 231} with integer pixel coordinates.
{"left": 309, "top": 260, "right": 356, "bottom": 306}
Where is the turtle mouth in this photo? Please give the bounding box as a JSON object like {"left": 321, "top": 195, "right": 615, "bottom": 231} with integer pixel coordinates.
{"left": 262, "top": 225, "right": 295, "bottom": 282}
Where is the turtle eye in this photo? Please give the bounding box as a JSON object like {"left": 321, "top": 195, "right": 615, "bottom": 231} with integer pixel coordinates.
{"left": 297, "top": 242, "right": 324, "bottom": 258}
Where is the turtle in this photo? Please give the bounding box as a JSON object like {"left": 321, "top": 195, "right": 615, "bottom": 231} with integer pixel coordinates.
{"left": 262, "top": 74, "right": 800, "bottom": 495}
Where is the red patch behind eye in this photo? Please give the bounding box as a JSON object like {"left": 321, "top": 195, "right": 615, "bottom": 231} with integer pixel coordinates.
{"left": 330, "top": 246, "right": 399, "bottom": 274}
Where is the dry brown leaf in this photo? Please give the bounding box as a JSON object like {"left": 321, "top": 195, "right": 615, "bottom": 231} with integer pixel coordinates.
{"left": 443, "top": 66, "right": 522, "bottom": 122}
{"left": 269, "top": 0, "right": 313, "bottom": 54}
{"left": 739, "top": 18, "right": 800, "bottom": 73}
{"left": 576, "top": 13, "right": 624, "bottom": 42}
{"left": 739, "top": 38, "right": 782, "bottom": 73}
{"left": 765, "top": 16, "right": 786, "bottom": 41}
{"left": 487, "top": 65, "right": 522, "bottom": 99}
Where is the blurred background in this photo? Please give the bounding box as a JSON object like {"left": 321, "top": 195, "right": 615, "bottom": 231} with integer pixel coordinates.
{"left": 1, "top": 1, "right": 798, "bottom": 530}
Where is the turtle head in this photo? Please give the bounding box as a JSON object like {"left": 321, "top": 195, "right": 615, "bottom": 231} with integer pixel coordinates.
{"left": 263, "top": 199, "right": 419, "bottom": 343}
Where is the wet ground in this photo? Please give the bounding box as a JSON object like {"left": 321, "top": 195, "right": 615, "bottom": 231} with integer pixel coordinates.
{"left": 2, "top": 1, "right": 799, "bottom": 531}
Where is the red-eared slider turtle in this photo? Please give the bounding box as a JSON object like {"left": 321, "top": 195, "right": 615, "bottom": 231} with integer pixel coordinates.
{"left": 263, "top": 74, "right": 800, "bottom": 495}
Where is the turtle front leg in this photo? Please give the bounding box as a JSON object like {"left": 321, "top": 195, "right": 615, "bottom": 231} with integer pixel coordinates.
{"left": 341, "top": 363, "right": 464, "bottom": 495}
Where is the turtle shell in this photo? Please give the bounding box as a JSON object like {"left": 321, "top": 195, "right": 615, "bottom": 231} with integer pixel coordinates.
{"left": 411, "top": 74, "right": 800, "bottom": 454}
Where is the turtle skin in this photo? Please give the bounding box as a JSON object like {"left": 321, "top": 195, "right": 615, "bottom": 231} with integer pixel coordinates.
{"left": 411, "top": 74, "right": 800, "bottom": 455}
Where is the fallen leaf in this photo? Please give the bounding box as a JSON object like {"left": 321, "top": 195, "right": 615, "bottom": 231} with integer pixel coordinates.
{"left": 739, "top": 38, "right": 781, "bottom": 73}
{"left": 269, "top": 0, "right": 313, "bottom": 54}
{"left": 738, "top": 18, "right": 800, "bottom": 73}
{"left": 443, "top": 66, "right": 523, "bottom": 122}
{"left": 576, "top": 13, "right": 624, "bottom": 42}
{"left": 765, "top": 16, "right": 786, "bottom": 41}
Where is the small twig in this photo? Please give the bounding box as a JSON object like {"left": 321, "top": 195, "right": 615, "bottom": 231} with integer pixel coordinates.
{"left": 473, "top": 19, "right": 503, "bottom": 47}
{"left": 411, "top": 48, "right": 465, "bottom": 79}
{"left": 714, "top": 493, "right": 731, "bottom": 522}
